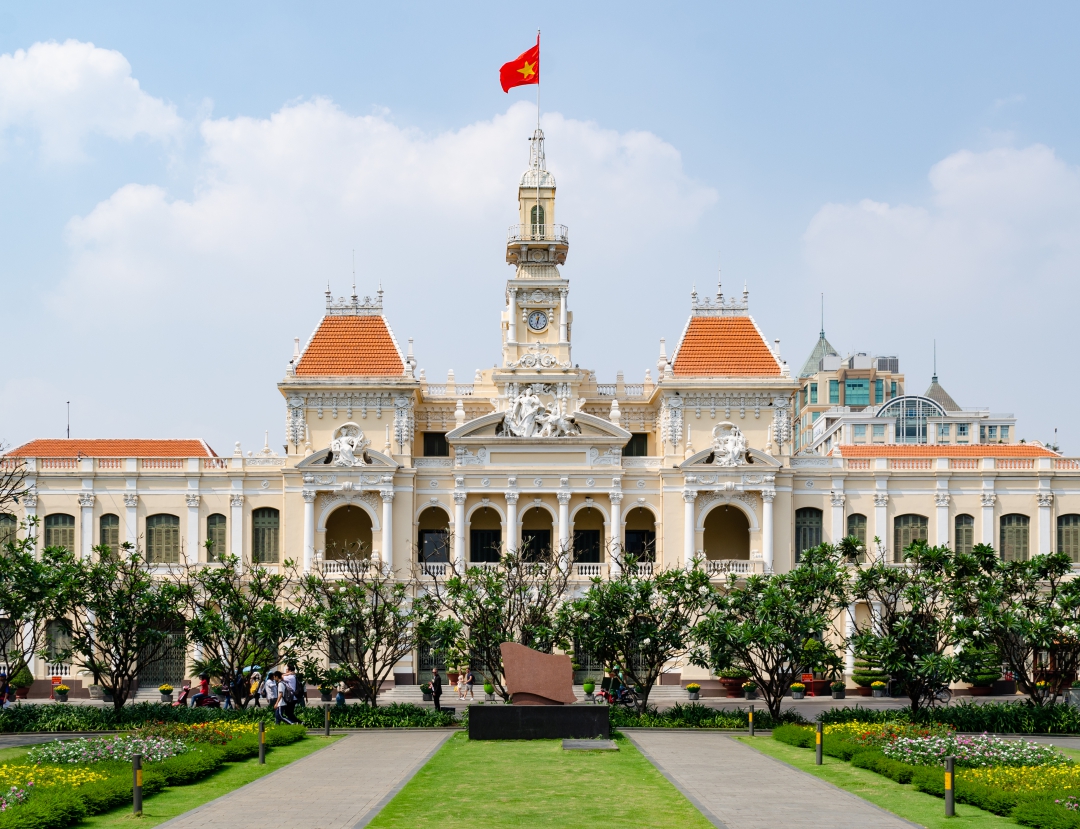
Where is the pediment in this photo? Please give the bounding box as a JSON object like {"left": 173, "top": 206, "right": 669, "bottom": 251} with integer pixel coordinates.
{"left": 446, "top": 411, "right": 631, "bottom": 443}
{"left": 679, "top": 446, "right": 781, "bottom": 469}
{"left": 296, "top": 447, "right": 399, "bottom": 469}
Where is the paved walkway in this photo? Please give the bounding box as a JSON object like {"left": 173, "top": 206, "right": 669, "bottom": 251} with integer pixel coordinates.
{"left": 158, "top": 730, "right": 452, "bottom": 829}
{"left": 626, "top": 731, "right": 915, "bottom": 829}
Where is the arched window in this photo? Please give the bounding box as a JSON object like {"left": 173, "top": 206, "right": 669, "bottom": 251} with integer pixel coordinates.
{"left": 1000, "top": 514, "right": 1030, "bottom": 562}
{"left": 624, "top": 507, "right": 657, "bottom": 562}
{"left": 252, "top": 508, "right": 280, "bottom": 564}
{"left": 206, "top": 514, "right": 227, "bottom": 562}
{"left": 470, "top": 505, "right": 502, "bottom": 563}
{"left": 1059, "top": 514, "right": 1080, "bottom": 563}
{"left": 846, "top": 513, "right": 867, "bottom": 562}
{"left": 0, "top": 513, "right": 16, "bottom": 547}
{"left": 146, "top": 514, "right": 180, "bottom": 563}
{"left": 324, "top": 506, "right": 372, "bottom": 560}
{"left": 418, "top": 506, "right": 450, "bottom": 563}
{"left": 876, "top": 396, "right": 947, "bottom": 444}
{"left": 530, "top": 203, "right": 545, "bottom": 236}
{"left": 794, "top": 508, "right": 823, "bottom": 562}
{"left": 99, "top": 514, "right": 120, "bottom": 553}
{"left": 954, "top": 514, "right": 974, "bottom": 554}
{"left": 893, "top": 514, "right": 929, "bottom": 563}
{"left": 44, "top": 513, "right": 75, "bottom": 550}
{"left": 572, "top": 505, "right": 605, "bottom": 564}
{"left": 520, "top": 507, "right": 553, "bottom": 561}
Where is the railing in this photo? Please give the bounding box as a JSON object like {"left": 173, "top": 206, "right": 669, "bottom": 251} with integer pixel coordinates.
{"left": 630, "top": 562, "right": 654, "bottom": 576}
{"left": 950, "top": 458, "right": 979, "bottom": 470}
{"left": 624, "top": 384, "right": 645, "bottom": 397}
{"left": 891, "top": 459, "right": 932, "bottom": 470}
{"left": 203, "top": 458, "right": 230, "bottom": 470}
{"left": 1056, "top": 459, "right": 1080, "bottom": 470}
{"left": 419, "top": 562, "right": 448, "bottom": 577}
{"left": 97, "top": 458, "right": 123, "bottom": 470}
{"left": 142, "top": 458, "right": 183, "bottom": 470}
{"left": 997, "top": 458, "right": 1034, "bottom": 470}
{"left": 846, "top": 459, "right": 871, "bottom": 470}
{"left": 705, "top": 559, "right": 762, "bottom": 576}
{"left": 574, "top": 562, "right": 606, "bottom": 578}
{"left": 46, "top": 662, "right": 71, "bottom": 677}
{"left": 40, "top": 458, "right": 77, "bottom": 470}
{"left": 0, "top": 458, "right": 21, "bottom": 470}
{"left": 468, "top": 562, "right": 501, "bottom": 572}
{"left": 425, "top": 384, "right": 474, "bottom": 397}
{"left": 596, "top": 384, "right": 616, "bottom": 396}
{"left": 507, "top": 224, "right": 569, "bottom": 245}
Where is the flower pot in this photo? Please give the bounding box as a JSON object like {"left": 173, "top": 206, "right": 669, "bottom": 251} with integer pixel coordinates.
{"left": 688, "top": 692, "right": 700, "bottom": 701}
{"left": 832, "top": 689, "right": 846, "bottom": 700}
{"left": 744, "top": 690, "right": 757, "bottom": 700}
{"left": 719, "top": 678, "right": 747, "bottom": 697}
{"left": 160, "top": 693, "right": 173, "bottom": 703}
{"left": 55, "top": 693, "right": 68, "bottom": 703}
{"left": 88, "top": 685, "right": 104, "bottom": 700}
{"left": 422, "top": 692, "right": 433, "bottom": 701}
{"left": 320, "top": 690, "right": 332, "bottom": 702}
{"left": 969, "top": 685, "right": 992, "bottom": 696}
{"left": 14, "top": 687, "right": 28, "bottom": 700}
{"left": 792, "top": 691, "right": 805, "bottom": 700}
{"left": 872, "top": 689, "right": 886, "bottom": 698}
{"left": 585, "top": 692, "right": 595, "bottom": 702}
{"left": 856, "top": 686, "right": 873, "bottom": 697}
{"left": 485, "top": 693, "right": 495, "bottom": 701}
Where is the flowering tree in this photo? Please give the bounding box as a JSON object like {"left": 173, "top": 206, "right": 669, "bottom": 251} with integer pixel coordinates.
{"left": 692, "top": 543, "right": 849, "bottom": 718}
{"left": 559, "top": 552, "right": 712, "bottom": 713}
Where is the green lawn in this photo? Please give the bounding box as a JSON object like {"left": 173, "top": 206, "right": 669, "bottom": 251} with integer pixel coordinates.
{"left": 367, "top": 733, "right": 713, "bottom": 829}
{"left": 77, "top": 735, "right": 341, "bottom": 829}
{"left": 737, "top": 736, "right": 1023, "bottom": 829}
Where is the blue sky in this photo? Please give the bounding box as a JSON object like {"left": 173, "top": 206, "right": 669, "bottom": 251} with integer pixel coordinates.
{"left": 1, "top": 2, "right": 1078, "bottom": 453}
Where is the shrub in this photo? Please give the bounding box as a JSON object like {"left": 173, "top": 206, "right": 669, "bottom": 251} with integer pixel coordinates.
{"left": 817, "top": 701, "right": 1080, "bottom": 734}
{"left": 26, "top": 736, "right": 191, "bottom": 765}
{"left": 790, "top": 682, "right": 805, "bottom": 691}
{"left": 871, "top": 681, "right": 887, "bottom": 689}
{"left": 773, "top": 724, "right": 814, "bottom": 748}
{"left": 716, "top": 668, "right": 749, "bottom": 679}
{"left": 611, "top": 702, "right": 806, "bottom": 731}
{"left": 8, "top": 665, "right": 32, "bottom": 691}
{"left": 851, "top": 655, "right": 888, "bottom": 688}
{"left": 831, "top": 681, "right": 846, "bottom": 691}
{"left": 483, "top": 682, "right": 495, "bottom": 695}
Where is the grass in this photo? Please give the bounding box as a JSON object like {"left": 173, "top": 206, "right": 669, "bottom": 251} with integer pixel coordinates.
{"left": 76, "top": 735, "right": 341, "bottom": 828}
{"left": 367, "top": 733, "right": 714, "bottom": 828}
{"left": 737, "top": 736, "right": 1024, "bottom": 829}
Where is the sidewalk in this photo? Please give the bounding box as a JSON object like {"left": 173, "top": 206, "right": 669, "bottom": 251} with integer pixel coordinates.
{"left": 626, "top": 731, "right": 915, "bottom": 829}
{"left": 157, "top": 730, "right": 452, "bottom": 829}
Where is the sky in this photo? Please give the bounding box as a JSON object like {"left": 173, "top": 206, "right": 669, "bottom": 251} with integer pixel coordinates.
{"left": 1, "top": 2, "right": 1078, "bottom": 454}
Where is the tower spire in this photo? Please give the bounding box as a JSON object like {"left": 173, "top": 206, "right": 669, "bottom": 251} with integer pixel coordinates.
{"left": 933, "top": 339, "right": 937, "bottom": 383}
{"left": 820, "top": 293, "right": 825, "bottom": 339}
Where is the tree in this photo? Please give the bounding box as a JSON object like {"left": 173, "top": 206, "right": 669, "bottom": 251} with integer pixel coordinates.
{"left": 70, "top": 542, "right": 184, "bottom": 711}
{"left": 692, "top": 544, "right": 849, "bottom": 718}
{"left": 173, "top": 555, "right": 314, "bottom": 708}
{"left": 301, "top": 547, "right": 434, "bottom": 706}
{"left": 419, "top": 538, "right": 572, "bottom": 700}
{"left": 956, "top": 545, "right": 1080, "bottom": 705}
{"left": 849, "top": 538, "right": 962, "bottom": 712}
{"left": 0, "top": 446, "right": 29, "bottom": 515}
{"left": 560, "top": 552, "right": 712, "bottom": 713}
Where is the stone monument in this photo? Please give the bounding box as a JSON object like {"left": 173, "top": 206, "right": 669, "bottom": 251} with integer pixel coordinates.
{"left": 501, "top": 642, "right": 577, "bottom": 705}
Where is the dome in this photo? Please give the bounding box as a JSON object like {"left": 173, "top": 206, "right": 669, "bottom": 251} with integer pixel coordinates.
{"left": 519, "top": 168, "right": 556, "bottom": 188}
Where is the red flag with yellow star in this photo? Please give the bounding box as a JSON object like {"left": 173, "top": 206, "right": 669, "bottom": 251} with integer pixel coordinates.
{"left": 500, "top": 36, "right": 539, "bottom": 93}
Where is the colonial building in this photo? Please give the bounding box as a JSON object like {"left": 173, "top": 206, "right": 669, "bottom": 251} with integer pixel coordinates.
{"left": 6, "top": 130, "right": 1080, "bottom": 687}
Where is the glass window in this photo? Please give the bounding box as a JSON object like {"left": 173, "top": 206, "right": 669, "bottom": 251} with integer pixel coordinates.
{"left": 470, "top": 529, "right": 501, "bottom": 563}
{"left": 1000, "top": 514, "right": 1030, "bottom": 562}
{"left": 893, "top": 514, "right": 929, "bottom": 563}
{"left": 146, "top": 514, "right": 180, "bottom": 563}
{"left": 957, "top": 423, "right": 969, "bottom": 442}
{"left": 1059, "top": 515, "right": 1080, "bottom": 562}
{"left": 937, "top": 424, "right": 951, "bottom": 442}
{"left": 872, "top": 424, "right": 886, "bottom": 441}
{"left": 890, "top": 381, "right": 897, "bottom": 399}
{"left": 877, "top": 397, "right": 947, "bottom": 444}
{"left": 423, "top": 433, "right": 449, "bottom": 457}
{"left": 794, "top": 508, "right": 822, "bottom": 562}
{"left": 624, "top": 530, "right": 656, "bottom": 562}
{"left": 573, "top": 530, "right": 602, "bottom": 563}
{"left": 955, "top": 514, "right": 974, "bottom": 554}
{"left": 874, "top": 379, "right": 884, "bottom": 404}
{"left": 845, "top": 380, "right": 870, "bottom": 407}
{"left": 1001, "top": 425, "right": 1010, "bottom": 441}
{"left": 206, "top": 514, "right": 227, "bottom": 561}
{"left": 252, "top": 507, "right": 280, "bottom": 564}
{"left": 44, "top": 513, "right": 76, "bottom": 550}
{"left": 846, "top": 513, "right": 868, "bottom": 553}
{"left": 624, "top": 433, "right": 649, "bottom": 457}
{"left": 828, "top": 380, "right": 839, "bottom": 404}
{"left": 853, "top": 424, "right": 867, "bottom": 442}
{"left": 419, "top": 529, "right": 449, "bottom": 562}
{"left": 530, "top": 203, "right": 545, "bottom": 233}
{"left": 0, "top": 513, "right": 16, "bottom": 547}
{"left": 520, "top": 529, "right": 551, "bottom": 559}
{"left": 811, "top": 411, "right": 819, "bottom": 423}
{"left": 99, "top": 514, "right": 119, "bottom": 552}
{"left": 809, "top": 384, "right": 818, "bottom": 405}
{"left": 987, "top": 425, "right": 998, "bottom": 441}
{"left": 980, "top": 425, "right": 987, "bottom": 441}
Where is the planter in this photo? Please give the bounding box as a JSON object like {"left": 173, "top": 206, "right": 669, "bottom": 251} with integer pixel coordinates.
{"left": 718, "top": 678, "right": 748, "bottom": 698}
{"left": 447, "top": 673, "right": 460, "bottom": 686}
{"left": 856, "top": 686, "right": 873, "bottom": 697}
{"left": 584, "top": 693, "right": 595, "bottom": 702}
{"left": 320, "top": 690, "right": 332, "bottom": 702}
{"left": 422, "top": 692, "right": 433, "bottom": 701}
{"left": 160, "top": 693, "right": 173, "bottom": 703}
{"left": 872, "top": 689, "right": 886, "bottom": 698}
{"left": 88, "top": 685, "right": 104, "bottom": 700}
{"left": 688, "top": 691, "right": 700, "bottom": 701}
{"left": 55, "top": 693, "right": 68, "bottom": 703}
{"left": 969, "top": 685, "right": 993, "bottom": 696}
{"left": 743, "top": 690, "right": 758, "bottom": 700}
{"left": 14, "top": 687, "right": 28, "bottom": 700}
{"left": 485, "top": 693, "right": 495, "bottom": 701}
{"left": 832, "top": 689, "right": 846, "bottom": 700}
{"left": 791, "top": 690, "right": 805, "bottom": 700}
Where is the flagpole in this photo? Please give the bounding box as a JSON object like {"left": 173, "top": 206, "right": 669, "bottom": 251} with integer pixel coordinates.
{"left": 536, "top": 29, "right": 541, "bottom": 239}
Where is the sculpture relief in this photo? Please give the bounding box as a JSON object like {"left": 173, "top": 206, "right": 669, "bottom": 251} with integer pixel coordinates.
{"left": 330, "top": 423, "right": 371, "bottom": 467}
{"left": 500, "top": 385, "right": 579, "bottom": 438}
{"left": 711, "top": 423, "right": 749, "bottom": 467}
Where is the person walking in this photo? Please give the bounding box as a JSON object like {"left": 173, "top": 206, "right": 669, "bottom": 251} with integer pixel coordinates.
{"left": 249, "top": 671, "right": 263, "bottom": 708}
{"left": 0, "top": 672, "right": 9, "bottom": 710}
{"left": 274, "top": 671, "right": 296, "bottom": 725}
{"left": 283, "top": 665, "right": 299, "bottom": 722}
{"left": 430, "top": 668, "right": 443, "bottom": 712}
{"left": 462, "top": 666, "right": 475, "bottom": 700}
{"left": 264, "top": 671, "right": 279, "bottom": 723}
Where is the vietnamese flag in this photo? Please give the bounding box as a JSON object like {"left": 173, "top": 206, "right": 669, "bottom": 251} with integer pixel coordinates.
{"left": 500, "top": 36, "right": 540, "bottom": 93}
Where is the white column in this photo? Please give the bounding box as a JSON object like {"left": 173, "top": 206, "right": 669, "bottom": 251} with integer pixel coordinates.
{"left": 609, "top": 492, "right": 623, "bottom": 575}
{"left": 454, "top": 491, "right": 466, "bottom": 569}
{"left": 23, "top": 488, "right": 38, "bottom": 555}
{"left": 762, "top": 490, "right": 775, "bottom": 573}
{"left": 845, "top": 602, "right": 856, "bottom": 675}
{"left": 873, "top": 493, "right": 888, "bottom": 561}
{"left": 507, "top": 288, "right": 517, "bottom": 344}
{"left": 505, "top": 492, "right": 519, "bottom": 552}
{"left": 124, "top": 492, "right": 138, "bottom": 547}
{"left": 981, "top": 493, "right": 996, "bottom": 546}
{"left": 558, "top": 492, "right": 571, "bottom": 570}
{"left": 302, "top": 489, "right": 316, "bottom": 573}
{"left": 935, "top": 493, "right": 950, "bottom": 547}
{"left": 683, "top": 489, "right": 697, "bottom": 568}
{"left": 381, "top": 490, "right": 395, "bottom": 568}
{"left": 185, "top": 494, "right": 200, "bottom": 565}
{"left": 79, "top": 493, "right": 94, "bottom": 559}
{"left": 1038, "top": 492, "right": 1053, "bottom": 556}
{"left": 230, "top": 493, "right": 244, "bottom": 563}
{"left": 558, "top": 287, "right": 568, "bottom": 343}
{"left": 830, "top": 490, "right": 845, "bottom": 542}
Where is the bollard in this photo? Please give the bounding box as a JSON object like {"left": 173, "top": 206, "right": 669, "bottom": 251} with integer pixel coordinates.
{"left": 132, "top": 753, "right": 143, "bottom": 815}
{"left": 748, "top": 704, "right": 755, "bottom": 737}
{"left": 324, "top": 704, "right": 331, "bottom": 737}
{"left": 258, "top": 720, "right": 266, "bottom": 765}
{"left": 815, "top": 722, "right": 823, "bottom": 765}
{"left": 945, "top": 755, "right": 955, "bottom": 817}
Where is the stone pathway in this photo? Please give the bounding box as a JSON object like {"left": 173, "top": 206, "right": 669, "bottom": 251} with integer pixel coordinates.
{"left": 158, "top": 730, "right": 453, "bottom": 829}
{"left": 626, "top": 731, "right": 916, "bottom": 829}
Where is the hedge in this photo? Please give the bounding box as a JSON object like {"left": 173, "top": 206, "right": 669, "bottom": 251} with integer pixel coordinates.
{"left": 0, "top": 724, "right": 307, "bottom": 829}
{"left": 817, "top": 701, "right": 1080, "bottom": 734}
{"left": 610, "top": 703, "right": 808, "bottom": 730}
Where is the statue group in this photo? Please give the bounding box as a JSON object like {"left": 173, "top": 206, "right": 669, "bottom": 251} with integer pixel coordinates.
{"left": 712, "top": 423, "right": 749, "bottom": 467}
{"left": 330, "top": 424, "right": 371, "bottom": 467}
{"left": 502, "top": 385, "right": 580, "bottom": 438}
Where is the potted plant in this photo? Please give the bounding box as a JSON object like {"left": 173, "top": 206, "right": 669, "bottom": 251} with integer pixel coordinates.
{"left": 87, "top": 683, "right": 104, "bottom": 700}
{"left": 686, "top": 682, "right": 701, "bottom": 701}
{"left": 9, "top": 664, "right": 32, "bottom": 700}
{"left": 717, "top": 668, "right": 750, "bottom": 698}
{"left": 54, "top": 684, "right": 70, "bottom": 703}
{"left": 742, "top": 681, "right": 758, "bottom": 700}
{"left": 583, "top": 680, "right": 596, "bottom": 701}
{"left": 421, "top": 680, "right": 433, "bottom": 702}
{"left": 852, "top": 654, "right": 888, "bottom": 697}
{"left": 959, "top": 647, "right": 1001, "bottom": 697}
{"left": 830, "top": 680, "right": 846, "bottom": 700}
{"left": 484, "top": 681, "right": 495, "bottom": 702}
{"left": 790, "top": 682, "right": 806, "bottom": 700}
{"left": 158, "top": 684, "right": 174, "bottom": 703}
{"left": 871, "top": 680, "right": 887, "bottom": 698}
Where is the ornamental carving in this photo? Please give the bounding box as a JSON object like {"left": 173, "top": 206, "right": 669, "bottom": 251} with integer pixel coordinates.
{"left": 1037, "top": 493, "right": 1054, "bottom": 508}
{"left": 79, "top": 493, "right": 95, "bottom": 508}
{"left": 394, "top": 396, "right": 415, "bottom": 448}
{"left": 711, "top": 423, "right": 749, "bottom": 467}
{"left": 935, "top": 493, "right": 951, "bottom": 507}
{"left": 455, "top": 447, "right": 489, "bottom": 466}
{"left": 873, "top": 494, "right": 888, "bottom": 507}
{"left": 230, "top": 494, "right": 244, "bottom": 508}
{"left": 286, "top": 395, "right": 306, "bottom": 446}
{"left": 185, "top": 494, "right": 200, "bottom": 508}
{"left": 23, "top": 489, "right": 37, "bottom": 508}
{"left": 329, "top": 423, "right": 372, "bottom": 467}
{"left": 830, "top": 491, "right": 845, "bottom": 507}
{"left": 123, "top": 493, "right": 138, "bottom": 508}
{"left": 981, "top": 494, "right": 997, "bottom": 507}
{"left": 588, "top": 447, "right": 621, "bottom": 466}
{"left": 507, "top": 343, "right": 571, "bottom": 370}
{"left": 661, "top": 397, "right": 684, "bottom": 448}
{"left": 499, "top": 385, "right": 579, "bottom": 437}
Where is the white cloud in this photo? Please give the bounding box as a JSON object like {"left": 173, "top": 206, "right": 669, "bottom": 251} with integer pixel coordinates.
{"left": 0, "top": 40, "right": 182, "bottom": 160}
{"left": 802, "top": 144, "right": 1080, "bottom": 444}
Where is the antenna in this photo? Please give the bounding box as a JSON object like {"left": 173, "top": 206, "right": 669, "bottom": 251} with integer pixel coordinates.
{"left": 352, "top": 249, "right": 356, "bottom": 295}
{"left": 933, "top": 340, "right": 937, "bottom": 382}
{"left": 66, "top": 401, "right": 70, "bottom": 439}
{"left": 820, "top": 293, "right": 824, "bottom": 338}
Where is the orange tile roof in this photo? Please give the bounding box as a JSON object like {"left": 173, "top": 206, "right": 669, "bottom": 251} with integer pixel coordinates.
{"left": 671, "top": 316, "right": 781, "bottom": 377}
{"left": 839, "top": 444, "right": 1057, "bottom": 458}
{"left": 8, "top": 439, "right": 216, "bottom": 458}
{"left": 295, "top": 315, "right": 404, "bottom": 376}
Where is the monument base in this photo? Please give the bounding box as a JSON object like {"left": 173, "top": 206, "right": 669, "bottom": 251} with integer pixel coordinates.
{"left": 468, "top": 703, "right": 610, "bottom": 740}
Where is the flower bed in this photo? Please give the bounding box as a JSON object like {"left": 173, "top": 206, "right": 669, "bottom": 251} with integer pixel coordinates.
{"left": 818, "top": 700, "right": 1080, "bottom": 735}
{"left": 882, "top": 733, "right": 1066, "bottom": 769}
{"left": 0, "top": 763, "right": 107, "bottom": 787}
{"left": 27, "top": 736, "right": 191, "bottom": 765}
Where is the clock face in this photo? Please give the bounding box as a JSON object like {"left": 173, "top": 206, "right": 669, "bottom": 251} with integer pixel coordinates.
{"left": 527, "top": 310, "right": 548, "bottom": 331}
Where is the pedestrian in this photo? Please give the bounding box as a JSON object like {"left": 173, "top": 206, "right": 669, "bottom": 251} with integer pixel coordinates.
{"left": 335, "top": 680, "right": 347, "bottom": 707}
{"left": 462, "top": 666, "right": 475, "bottom": 700}
{"left": 275, "top": 671, "right": 296, "bottom": 725}
{"left": 283, "top": 665, "right": 299, "bottom": 721}
{"left": 0, "top": 672, "right": 9, "bottom": 710}
{"left": 264, "top": 671, "right": 279, "bottom": 721}
{"left": 249, "top": 671, "right": 263, "bottom": 707}
{"left": 430, "top": 668, "right": 443, "bottom": 712}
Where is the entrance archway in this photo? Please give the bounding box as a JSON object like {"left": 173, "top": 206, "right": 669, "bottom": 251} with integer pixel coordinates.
{"left": 325, "top": 505, "right": 373, "bottom": 559}
{"left": 703, "top": 505, "right": 750, "bottom": 560}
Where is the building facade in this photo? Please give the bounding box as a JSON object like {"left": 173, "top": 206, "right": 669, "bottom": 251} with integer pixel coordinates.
{"left": 6, "top": 130, "right": 1080, "bottom": 686}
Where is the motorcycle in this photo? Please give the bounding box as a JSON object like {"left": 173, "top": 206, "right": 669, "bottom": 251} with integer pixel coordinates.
{"left": 174, "top": 684, "right": 221, "bottom": 708}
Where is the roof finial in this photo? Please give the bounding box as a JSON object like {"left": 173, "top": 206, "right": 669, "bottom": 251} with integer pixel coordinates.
{"left": 352, "top": 249, "right": 357, "bottom": 298}
{"left": 717, "top": 256, "right": 723, "bottom": 304}
{"left": 932, "top": 339, "right": 937, "bottom": 383}
{"left": 820, "top": 293, "right": 825, "bottom": 339}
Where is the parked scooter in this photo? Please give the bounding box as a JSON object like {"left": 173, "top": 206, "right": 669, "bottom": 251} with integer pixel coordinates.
{"left": 174, "top": 684, "right": 221, "bottom": 708}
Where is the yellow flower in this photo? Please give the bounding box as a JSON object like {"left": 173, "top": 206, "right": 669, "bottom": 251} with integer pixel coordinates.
{"left": 0, "top": 763, "right": 107, "bottom": 788}
{"left": 961, "top": 765, "right": 1080, "bottom": 793}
